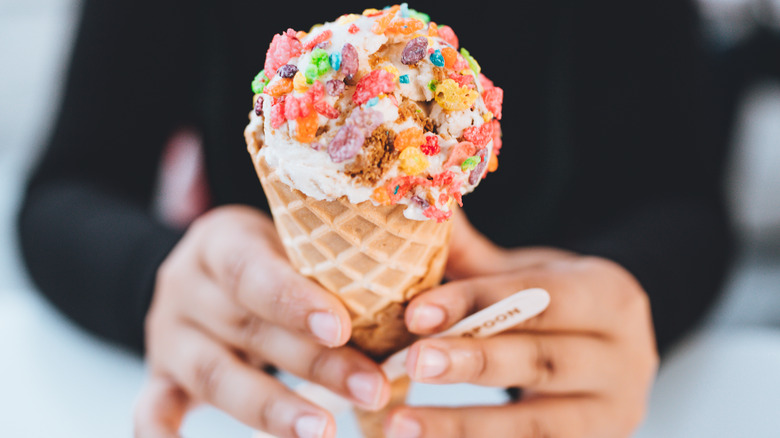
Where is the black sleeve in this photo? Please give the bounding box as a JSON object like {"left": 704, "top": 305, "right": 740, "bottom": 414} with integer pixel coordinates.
{"left": 558, "top": 2, "right": 735, "bottom": 354}
{"left": 17, "top": 0, "right": 196, "bottom": 353}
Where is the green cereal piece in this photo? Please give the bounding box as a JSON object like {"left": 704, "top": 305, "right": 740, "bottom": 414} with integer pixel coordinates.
{"left": 427, "top": 80, "right": 437, "bottom": 92}
{"left": 461, "top": 156, "right": 482, "bottom": 171}
{"left": 251, "top": 70, "right": 269, "bottom": 94}
{"left": 460, "top": 48, "right": 481, "bottom": 76}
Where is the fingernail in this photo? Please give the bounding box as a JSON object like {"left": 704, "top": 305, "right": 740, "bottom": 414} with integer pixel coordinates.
{"left": 347, "top": 372, "right": 383, "bottom": 408}
{"left": 308, "top": 311, "right": 342, "bottom": 346}
{"left": 387, "top": 413, "right": 422, "bottom": 438}
{"left": 415, "top": 346, "right": 449, "bottom": 379}
{"left": 294, "top": 414, "right": 328, "bottom": 438}
{"left": 410, "top": 304, "right": 446, "bottom": 331}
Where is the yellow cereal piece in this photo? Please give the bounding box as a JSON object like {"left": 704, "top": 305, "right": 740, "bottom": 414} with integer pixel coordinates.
{"left": 363, "top": 8, "right": 381, "bottom": 16}
{"left": 483, "top": 112, "right": 494, "bottom": 122}
{"left": 337, "top": 14, "right": 359, "bottom": 24}
{"left": 399, "top": 147, "right": 429, "bottom": 175}
{"left": 434, "top": 79, "right": 479, "bottom": 111}
{"left": 382, "top": 64, "right": 400, "bottom": 80}
{"left": 293, "top": 71, "right": 309, "bottom": 93}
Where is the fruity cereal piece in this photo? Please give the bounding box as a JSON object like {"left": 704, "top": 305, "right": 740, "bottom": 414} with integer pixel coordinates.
{"left": 251, "top": 70, "right": 269, "bottom": 94}
{"left": 341, "top": 43, "right": 359, "bottom": 80}
{"left": 428, "top": 21, "right": 439, "bottom": 37}
{"left": 352, "top": 69, "right": 396, "bottom": 106}
{"left": 441, "top": 47, "right": 457, "bottom": 69}
{"left": 443, "top": 141, "right": 477, "bottom": 169}
{"left": 401, "top": 37, "right": 428, "bottom": 65}
{"left": 372, "top": 5, "right": 400, "bottom": 34}
{"left": 295, "top": 109, "right": 319, "bottom": 143}
{"left": 264, "top": 29, "right": 303, "bottom": 78}
{"left": 460, "top": 48, "right": 481, "bottom": 76}
{"left": 371, "top": 186, "right": 392, "bottom": 205}
{"left": 434, "top": 78, "right": 479, "bottom": 111}
{"left": 293, "top": 71, "right": 309, "bottom": 93}
{"left": 387, "top": 18, "right": 425, "bottom": 35}
{"left": 399, "top": 147, "right": 429, "bottom": 175}
{"left": 284, "top": 95, "right": 312, "bottom": 120}
{"left": 462, "top": 122, "right": 493, "bottom": 147}
{"left": 423, "top": 205, "right": 453, "bottom": 223}
{"left": 264, "top": 78, "right": 294, "bottom": 97}
{"left": 269, "top": 99, "right": 287, "bottom": 129}
{"left": 304, "top": 29, "right": 333, "bottom": 51}
{"left": 313, "top": 100, "right": 339, "bottom": 119}
{"left": 394, "top": 127, "right": 425, "bottom": 151}
{"left": 437, "top": 25, "right": 459, "bottom": 49}
{"left": 490, "top": 120, "right": 502, "bottom": 155}
{"left": 482, "top": 86, "right": 504, "bottom": 120}
{"left": 420, "top": 135, "right": 440, "bottom": 155}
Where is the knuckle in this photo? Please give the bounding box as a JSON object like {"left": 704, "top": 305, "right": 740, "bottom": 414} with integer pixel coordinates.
{"left": 517, "top": 417, "right": 549, "bottom": 438}
{"left": 307, "top": 348, "right": 333, "bottom": 383}
{"left": 234, "top": 312, "right": 269, "bottom": 352}
{"left": 256, "top": 395, "right": 279, "bottom": 433}
{"left": 191, "top": 355, "right": 225, "bottom": 402}
{"left": 467, "top": 343, "right": 489, "bottom": 382}
{"left": 530, "top": 338, "right": 554, "bottom": 387}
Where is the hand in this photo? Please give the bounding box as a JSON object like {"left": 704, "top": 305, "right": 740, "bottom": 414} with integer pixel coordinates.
{"left": 134, "top": 206, "right": 391, "bottom": 438}
{"left": 385, "top": 213, "right": 659, "bottom": 438}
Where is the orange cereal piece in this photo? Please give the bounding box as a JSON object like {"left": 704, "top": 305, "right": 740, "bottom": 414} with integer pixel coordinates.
{"left": 388, "top": 18, "right": 425, "bottom": 35}
{"left": 295, "top": 109, "right": 319, "bottom": 143}
{"left": 428, "top": 21, "right": 439, "bottom": 37}
{"left": 441, "top": 47, "right": 458, "bottom": 69}
{"left": 371, "top": 5, "right": 400, "bottom": 34}
{"left": 264, "top": 78, "right": 293, "bottom": 97}
{"left": 394, "top": 127, "right": 425, "bottom": 151}
{"left": 371, "top": 187, "right": 391, "bottom": 205}
{"left": 488, "top": 153, "right": 499, "bottom": 172}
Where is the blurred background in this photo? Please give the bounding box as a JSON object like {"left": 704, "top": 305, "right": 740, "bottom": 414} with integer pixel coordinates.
{"left": 1, "top": 0, "right": 779, "bottom": 436}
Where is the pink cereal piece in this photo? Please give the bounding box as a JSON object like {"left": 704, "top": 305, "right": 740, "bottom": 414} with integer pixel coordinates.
{"left": 307, "top": 80, "right": 325, "bottom": 102}
{"left": 264, "top": 29, "right": 303, "bottom": 78}
{"left": 443, "top": 141, "right": 477, "bottom": 169}
{"left": 448, "top": 72, "right": 474, "bottom": 88}
{"left": 482, "top": 86, "right": 504, "bottom": 120}
{"left": 348, "top": 24, "right": 360, "bottom": 34}
{"left": 283, "top": 95, "right": 311, "bottom": 120}
{"left": 314, "top": 100, "right": 339, "bottom": 119}
{"left": 462, "top": 123, "right": 493, "bottom": 147}
{"left": 352, "top": 69, "right": 396, "bottom": 106}
{"left": 423, "top": 205, "right": 453, "bottom": 223}
{"left": 437, "top": 25, "right": 459, "bottom": 49}
{"left": 491, "top": 120, "right": 502, "bottom": 155}
{"left": 453, "top": 54, "right": 469, "bottom": 72}
{"left": 270, "top": 99, "right": 287, "bottom": 129}
{"left": 304, "top": 29, "right": 333, "bottom": 52}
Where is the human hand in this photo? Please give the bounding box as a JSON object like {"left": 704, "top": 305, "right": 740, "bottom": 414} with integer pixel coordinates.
{"left": 385, "top": 213, "right": 658, "bottom": 438}
{"left": 134, "top": 206, "right": 391, "bottom": 438}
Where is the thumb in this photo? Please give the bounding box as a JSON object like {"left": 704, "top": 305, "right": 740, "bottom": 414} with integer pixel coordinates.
{"left": 134, "top": 376, "right": 191, "bottom": 438}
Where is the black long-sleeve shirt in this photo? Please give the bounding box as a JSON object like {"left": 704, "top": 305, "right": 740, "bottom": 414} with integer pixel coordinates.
{"left": 18, "top": 0, "right": 733, "bottom": 356}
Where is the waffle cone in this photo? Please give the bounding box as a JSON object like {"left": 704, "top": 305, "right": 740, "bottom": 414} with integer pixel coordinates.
{"left": 247, "top": 124, "right": 452, "bottom": 437}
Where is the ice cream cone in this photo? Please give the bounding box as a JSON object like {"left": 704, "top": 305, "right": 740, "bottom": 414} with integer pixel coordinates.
{"left": 248, "top": 126, "right": 452, "bottom": 436}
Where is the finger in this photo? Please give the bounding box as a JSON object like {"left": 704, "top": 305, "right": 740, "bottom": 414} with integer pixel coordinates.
{"left": 165, "top": 324, "right": 336, "bottom": 438}
{"left": 134, "top": 376, "right": 190, "bottom": 438}
{"left": 406, "top": 257, "right": 640, "bottom": 334}
{"left": 405, "top": 334, "right": 615, "bottom": 392}
{"left": 182, "top": 283, "right": 391, "bottom": 410}
{"left": 385, "top": 396, "right": 634, "bottom": 438}
{"left": 192, "top": 208, "right": 352, "bottom": 347}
